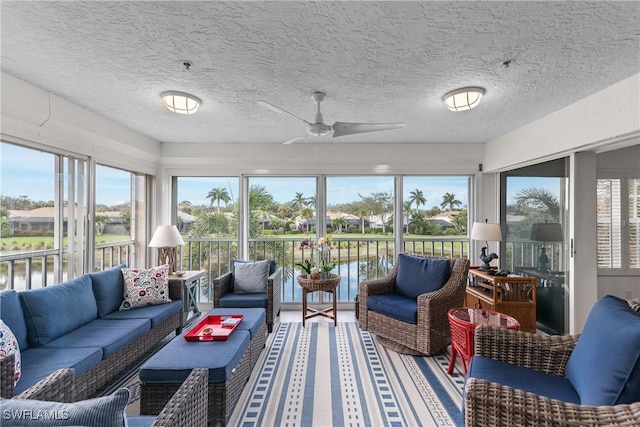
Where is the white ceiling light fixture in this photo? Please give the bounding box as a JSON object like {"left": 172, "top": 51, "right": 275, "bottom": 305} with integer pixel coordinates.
{"left": 161, "top": 91, "right": 201, "bottom": 115}
{"left": 443, "top": 87, "right": 485, "bottom": 112}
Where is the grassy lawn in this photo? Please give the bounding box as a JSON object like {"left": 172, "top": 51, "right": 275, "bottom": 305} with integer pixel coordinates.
{"left": 0, "top": 234, "right": 131, "bottom": 253}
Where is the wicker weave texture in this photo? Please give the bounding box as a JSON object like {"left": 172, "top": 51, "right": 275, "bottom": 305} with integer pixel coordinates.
{"left": 213, "top": 265, "right": 282, "bottom": 333}
{"left": 151, "top": 368, "right": 208, "bottom": 427}
{"left": 359, "top": 256, "right": 470, "bottom": 356}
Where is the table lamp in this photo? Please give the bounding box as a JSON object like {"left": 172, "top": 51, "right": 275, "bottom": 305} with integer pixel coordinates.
{"left": 530, "top": 221, "right": 563, "bottom": 273}
{"left": 470, "top": 220, "right": 502, "bottom": 272}
{"left": 149, "top": 225, "right": 184, "bottom": 273}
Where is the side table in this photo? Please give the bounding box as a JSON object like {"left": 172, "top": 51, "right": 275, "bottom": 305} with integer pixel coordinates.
{"left": 169, "top": 270, "right": 205, "bottom": 331}
{"left": 447, "top": 307, "right": 519, "bottom": 375}
{"left": 297, "top": 274, "right": 341, "bottom": 327}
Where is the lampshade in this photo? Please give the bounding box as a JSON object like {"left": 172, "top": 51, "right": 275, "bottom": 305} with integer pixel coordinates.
{"left": 443, "top": 87, "right": 485, "bottom": 112}
{"left": 530, "top": 222, "right": 563, "bottom": 242}
{"left": 161, "top": 91, "right": 201, "bottom": 115}
{"left": 470, "top": 221, "right": 502, "bottom": 241}
{"left": 149, "top": 225, "right": 184, "bottom": 248}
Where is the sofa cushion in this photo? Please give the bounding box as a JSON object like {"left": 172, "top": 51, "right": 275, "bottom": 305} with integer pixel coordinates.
{"left": 219, "top": 293, "right": 268, "bottom": 309}
{"left": 367, "top": 294, "right": 418, "bottom": 324}
{"left": 140, "top": 330, "right": 250, "bottom": 384}
{"left": 90, "top": 263, "right": 127, "bottom": 317}
{"left": 231, "top": 259, "right": 276, "bottom": 290}
{"left": 15, "top": 346, "right": 103, "bottom": 395}
{"left": 1, "top": 388, "right": 129, "bottom": 427}
{"left": 19, "top": 275, "right": 98, "bottom": 347}
{"left": 0, "top": 319, "right": 21, "bottom": 386}
{"left": 120, "top": 264, "right": 171, "bottom": 311}
{"left": 394, "top": 254, "right": 451, "bottom": 299}
{"left": 43, "top": 318, "right": 150, "bottom": 358}
{"left": 466, "top": 356, "right": 580, "bottom": 404}
{"left": 565, "top": 294, "right": 640, "bottom": 405}
{"left": 0, "top": 290, "right": 28, "bottom": 350}
{"left": 103, "top": 300, "right": 181, "bottom": 328}
{"left": 233, "top": 259, "right": 270, "bottom": 293}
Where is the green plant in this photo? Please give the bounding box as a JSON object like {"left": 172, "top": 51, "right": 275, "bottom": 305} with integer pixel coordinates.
{"left": 319, "top": 258, "right": 335, "bottom": 273}
{"left": 295, "top": 259, "right": 314, "bottom": 275}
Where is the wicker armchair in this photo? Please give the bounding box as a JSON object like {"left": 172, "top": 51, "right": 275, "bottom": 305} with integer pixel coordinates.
{"left": 464, "top": 324, "right": 640, "bottom": 426}
{"left": 358, "top": 255, "right": 470, "bottom": 356}
{"left": 213, "top": 260, "right": 282, "bottom": 333}
{"left": 10, "top": 368, "right": 208, "bottom": 427}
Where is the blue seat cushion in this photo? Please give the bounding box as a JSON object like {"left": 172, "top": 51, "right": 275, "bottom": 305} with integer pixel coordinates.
{"left": 90, "top": 263, "right": 127, "bottom": 317}
{"left": 20, "top": 275, "right": 99, "bottom": 346}
{"left": 127, "top": 416, "right": 156, "bottom": 427}
{"left": 0, "top": 290, "right": 29, "bottom": 350}
{"left": 219, "top": 293, "right": 268, "bottom": 309}
{"left": 394, "top": 254, "right": 451, "bottom": 299}
{"left": 205, "top": 307, "right": 266, "bottom": 337}
{"left": 565, "top": 295, "right": 640, "bottom": 405}
{"left": 466, "top": 356, "right": 581, "bottom": 404}
{"left": 367, "top": 294, "right": 417, "bottom": 324}
{"left": 43, "top": 318, "right": 150, "bottom": 358}
{"left": 103, "top": 300, "right": 181, "bottom": 328}
{"left": 15, "top": 347, "right": 103, "bottom": 394}
{"left": 139, "top": 330, "right": 250, "bottom": 384}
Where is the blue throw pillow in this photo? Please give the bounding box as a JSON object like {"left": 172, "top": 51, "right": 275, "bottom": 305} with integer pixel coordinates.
{"left": 0, "top": 290, "right": 29, "bottom": 350}
{"left": 564, "top": 295, "right": 640, "bottom": 405}
{"left": 394, "top": 254, "right": 451, "bottom": 299}
{"left": 0, "top": 388, "right": 129, "bottom": 426}
{"left": 90, "top": 263, "right": 127, "bottom": 317}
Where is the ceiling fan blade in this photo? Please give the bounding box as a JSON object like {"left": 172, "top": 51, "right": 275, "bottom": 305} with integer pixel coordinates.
{"left": 282, "top": 136, "right": 307, "bottom": 145}
{"left": 332, "top": 122, "right": 405, "bottom": 138}
{"left": 257, "top": 101, "right": 310, "bottom": 125}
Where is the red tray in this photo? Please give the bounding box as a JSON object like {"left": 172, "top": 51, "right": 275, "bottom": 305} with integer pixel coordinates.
{"left": 184, "top": 314, "right": 244, "bottom": 341}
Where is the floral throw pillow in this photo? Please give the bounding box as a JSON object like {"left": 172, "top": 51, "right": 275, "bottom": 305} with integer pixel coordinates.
{"left": 119, "top": 264, "right": 171, "bottom": 311}
{"left": 0, "top": 319, "right": 21, "bottom": 386}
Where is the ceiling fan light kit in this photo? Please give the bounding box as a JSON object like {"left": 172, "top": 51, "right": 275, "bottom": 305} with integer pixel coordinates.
{"left": 443, "top": 87, "right": 485, "bottom": 112}
{"left": 257, "top": 92, "right": 405, "bottom": 144}
{"left": 161, "top": 91, "right": 201, "bottom": 115}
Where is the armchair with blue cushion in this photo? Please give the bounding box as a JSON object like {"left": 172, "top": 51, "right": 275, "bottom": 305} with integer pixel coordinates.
{"left": 464, "top": 294, "right": 640, "bottom": 426}
{"left": 213, "top": 259, "right": 282, "bottom": 333}
{"left": 358, "top": 253, "right": 470, "bottom": 356}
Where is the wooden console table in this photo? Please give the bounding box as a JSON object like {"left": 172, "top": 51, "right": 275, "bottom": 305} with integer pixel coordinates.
{"left": 466, "top": 267, "right": 537, "bottom": 333}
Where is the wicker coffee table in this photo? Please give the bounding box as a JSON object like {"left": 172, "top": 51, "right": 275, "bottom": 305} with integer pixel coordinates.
{"left": 297, "top": 274, "right": 341, "bottom": 326}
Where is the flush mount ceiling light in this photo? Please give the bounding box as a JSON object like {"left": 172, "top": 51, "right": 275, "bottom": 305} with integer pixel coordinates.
{"left": 161, "top": 91, "right": 201, "bottom": 115}
{"left": 443, "top": 87, "right": 485, "bottom": 112}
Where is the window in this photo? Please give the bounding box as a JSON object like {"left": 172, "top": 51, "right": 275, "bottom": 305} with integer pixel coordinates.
{"left": 597, "top": 177, "right": 640, "bottom": 271}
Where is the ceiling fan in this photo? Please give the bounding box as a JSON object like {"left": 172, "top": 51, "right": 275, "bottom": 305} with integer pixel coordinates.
{"left": 257, "top": 92, "right": 405, "bottom": 145}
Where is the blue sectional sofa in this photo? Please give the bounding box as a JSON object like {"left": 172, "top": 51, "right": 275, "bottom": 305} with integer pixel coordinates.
{"left": 0, "top": 264, "right": 182, "bottom": 400}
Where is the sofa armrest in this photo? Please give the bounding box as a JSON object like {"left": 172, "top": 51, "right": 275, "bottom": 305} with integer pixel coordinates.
{"left": 213, "top": 272, "right": 233, "bottom": 307}
{"left": 168, "top": 280, "right": 183, "bottom": 301}
{"left": 464, "top": 378, "right": 640, "bottom": 427}
{"left": 474, "top": 325, "right": 579, "bottom": 376}
{"left": 151, "top": 368, "right": 208, "bottom": 427}
{"left": 358, "top": 264, "right": 398, "bottom": 330}
{"left": 0, "top": 353, "right": 16, "bottom": 398}
{"left": 14, "top": 369, "right": 75, "bottom": 403}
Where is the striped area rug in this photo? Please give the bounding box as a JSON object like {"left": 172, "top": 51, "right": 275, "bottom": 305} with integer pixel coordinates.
{"left": 229, "top": 322, "right": 466, "bottom": 427}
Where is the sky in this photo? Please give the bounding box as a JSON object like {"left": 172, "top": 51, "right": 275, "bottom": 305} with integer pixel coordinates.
{"left": 1, "top": 142, "right": 561, "bottom": 208}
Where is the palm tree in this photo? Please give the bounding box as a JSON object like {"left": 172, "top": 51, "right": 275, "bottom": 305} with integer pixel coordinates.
{"left": 403, "top": 200, "right": 413, "bottom": 233}
{"left": 408, "top": 189, "right": 427, "bottom": 210}
{"left": 441, "top": 192, "right": 462, "bottom": 211}
{"left": 513, "top": 187, "right": 560, "bottom": 219}
{"left": 354, "top": 207, "right": 369, "bottom": 234}
{"left": 206, "top": 187, "right": 230, "bottom": 212}
{"left": 291, "top": 192, "right": 307, "bottom": 211}
{"left": 300, "top": 207, "right": 314, "bottom": 234}
{"left": 332, "top": 216, "right": 346, "bottom": 233}
{"left": 249, "top": 185, "right": 272, "bottom": 212}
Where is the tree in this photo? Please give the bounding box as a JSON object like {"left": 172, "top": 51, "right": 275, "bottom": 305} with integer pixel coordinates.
{"left": 332, "top": 216, "right": 346, "bottom": 233}
{"left": 119, "top": 207, "right": 131, "bottom": 233}
{"left": 94, "top": 214, "right": 111, "bottom": 235}
{"left": 403, "top": 200, "right": 413, "bottom": 233}
{"left": 300, "top": 207, "right": 314, "bottom": 234}
{"left": 291, "top": 192, "right": 307, "bottom": 211}
{"left": 359, "top": 191, "right": 393, "bottom": 233}
{"left": 408, "top": 189, "right": 427, "bottom": 210}
{"left": 441, "top": 192, "right": 462, "bottom": 211}
{"left": 190, "top": 212, "right": 229, "bottom": 237}
{"left": 513, "top": 187, "right": 560, "bottom": 220}
{"left": 248, "top": 185, "right": 273, "bottom": 212}
{"left": 206, "top": 188, "right": 230, "bottom": 212}
{"left": 354, "top": 208, "right": 369, "bottom": 234}
{"left": 452, "top": 208, "right": 467, "bottom": 234}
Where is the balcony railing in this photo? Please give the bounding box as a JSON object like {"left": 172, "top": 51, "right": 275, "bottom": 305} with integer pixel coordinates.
{"left": 1, "top": 237, "right": 564, "bottom": 304}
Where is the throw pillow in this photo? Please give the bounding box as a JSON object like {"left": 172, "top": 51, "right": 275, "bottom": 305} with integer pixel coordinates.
{"left": 0, "top": 319, "right": 21, "bottom": 386}
{"left": 394, "top": 254, "right": 451, "bottom": 299}
{"left": 0, "top": 388, "right": 129, "bottom": 427}
{"left": 119, "top": 264, "right": 171, "bottom": 311}
{"left": 234, "top": 259, "right": 270, "bottom": 294}
{"left": 628, "top": 298, "right": 640, "bottom": 313}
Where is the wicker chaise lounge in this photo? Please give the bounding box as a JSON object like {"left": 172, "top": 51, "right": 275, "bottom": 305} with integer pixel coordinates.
{"left": 359, "top": 254, "right": 470, "bottom": 356}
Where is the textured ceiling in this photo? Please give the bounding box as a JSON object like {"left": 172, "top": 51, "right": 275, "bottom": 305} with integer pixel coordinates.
{"left": 1, "top": 1, "right": 639, "bottom": 145}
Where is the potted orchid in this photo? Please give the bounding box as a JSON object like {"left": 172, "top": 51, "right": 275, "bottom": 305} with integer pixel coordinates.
{"left": 295, "top": 259, "right": 319, "bottom": 279}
